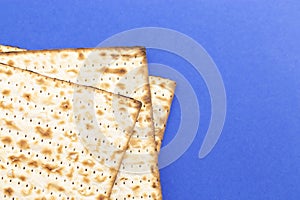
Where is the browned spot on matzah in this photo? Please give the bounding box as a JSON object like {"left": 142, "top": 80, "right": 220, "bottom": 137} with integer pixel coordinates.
{"left": 78, "top": 52, "right": 85, "bottom": 60}
{"left": 133, "top": 185, "right": 140, "bottom": 191}
{"left": 104, "top": 68, "right": 127, "bottom": 75}
{"left": 100, "top": 52, "right": 106, "bottom": 57}
{"left": 24, "top": 59, "right": 31, "bottom": 65}
{"left": 67, "top": 69, "right": 78, "bottom": 74}
{"left": 5, "top": 119, "right": 20, "bottom": 130}
{"left": 8, "top": 154, "right": 27, "bottom": 164}
{"left": 95, "top": 175, "right": 106, "bottom": 183}
{"left": 82, "top": 159, "right": 95, "bottom": 167}
{"left": 159, "top": 82, "right": 166, "bottom": 88}
{"left": 47, "top": 183, "right": 65, "bottom": 192}
{"left": 66, "top": 167, "right": 74, "bottom": 179}
{"left": 142, "top": 94, "right": 151, "bottom": 105}
{"left": 35, "top": 126, "right": 53, "bottom": 138}
{"left": 97, "top": 109, "right": 104, "bottom": 116}
{"left": 121, "top": 54, "right": 132, "bottom": 61}
{"left": 96, "top": 194, "right": 106, "bottom": 200}
{"left": 35, "top": 78, "right": 48, "bottom": 85}
{"left": 101, "top": 83, "right": 110, "bottom": 89}
{"left": 61, "top": 53, "right": 69, "bottom": 58}
{"left": 1, "top": 136, "right": 12, "bottom": 144}
{"left": 83, "top": 177, "right": 90, "bottom": 183}
{"left": 0, "top": 102, "right": 13, "bottom": 111}
{"left": 0, "top": 69, "right": 13, "bottom": 76}
{"left": 116, "top": 83, "right": 126, "bottom": 90}
{"left": 42, "top": 163, "right": 63, "bottom": 175}
{"left": 3, "top": 187, "right": 14, "bottom": 196}
{"left": 42, "top": 148, "right": 52, "bottom": 155}
{"left": 2, "top": 89, "right": 10, "bottom": 95}
{"left": 19, "top": 175, "right": 27, "bottom": 181}
{"left": 152, "top": 182, "right": 157, "bottom": 188}
{"left": 28, "top": 160, "right": 39, "bottom": 167}
{"left": 52, "top": 113, "right": 60, "bottom": 119}
{"left": 7, "top": 60, "right": 14, "bottom": 66}
{"left": 67, "top": 152, "right": 79, "bottom": 162}
{"left": 22, "top": 93, "right": 31, "bottom": 101}
{"left": 86, "top": 123, "right": 94, "bottom": 130}
{"left": 60, "top": 100, "right": 71, "bottom": 110}
{"left": 57, "top": 145, "right": 63, "bottom": 154}
{"left": 111, "top": 54, "right": 119, "bottom": 59}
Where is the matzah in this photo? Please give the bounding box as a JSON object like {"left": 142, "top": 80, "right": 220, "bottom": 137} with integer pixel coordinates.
{"left": 149, "top": 76, "right": 176, "bottom": 151}
{"left": 0, "top": 45, "right": 177, "bottom": 199}
{"left": 0, "top": 63, "right": 141, "bottom": 199}
{"left": 0, "top": 44, "right": 26, "bottom": 52}
{"left": 0, "top": 47, "right": 160, "bottom": 199}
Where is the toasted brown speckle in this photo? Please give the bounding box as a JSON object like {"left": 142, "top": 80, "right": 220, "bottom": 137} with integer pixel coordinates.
{"left": 8, "top": 154, "right": 27, "bottom": 164}
{"left": 42, "top": 148, "right": 52, "bottom": 155}
{"left": 67, "top": 152, "right": 79, "bottom": 162}
{"left": 104, "top": 68, "right": 127, "bottom": 75}
{"left": 116, "top": 83, "right": 126, "bottom": 90}
{"left": 82, "top": 159, "right": 95, "bottom": 167}
{"left": 35, "top": 126, "right": 53, "bottom": 138}
{"left": 0, "top": 102, "right": 13, "bottom": 111}
{"left": 36, "top": 78, "right": 47, "bottom": 85}
{"left": 1, "top": 89, "right": 10, "bottom": 95}
{"left": 60, "top": 100, "right": 71, "bottom": 110}
{"left": 22, "top": 93, "right": 31, "bottom": 101}
{"left": 3, "top": 187, "right": 14, "bottom": 196}
{"left": 78, "top": 52, "right": 85, "bottom": 60}
{"left": 42, "top": 163, "right": 63, "bottom": 175}
{"left": 1, "top": 136, "right": 12, "bottom": 144}
{"left": 133, "top": 185, "right": 140, "bottom": 191}
{"left": 61, "top": 53, "right": 69, "bottom": 58}
{"left": 66, "top": 167, "right": 74, "bottom": 179}
{"left": 19, "top": 175, "right": 27, "bottom": 181}
{"left": 28, "top": 160, "right": 39, "bottom": 168}
{"left": 67, "top": 69, "right": 78, "bottom": 74}
{"left": 4, "top": 119, "right": 20, "bottom": 130}
{"left": 0, "top": 68, "right": 13, "bottom": 76}
{"left": 97, "top": 109, "right": 104, "bottom": 116}
{"left": 96, "top": 194, "right": 106, "bottom": 200}
{"left": 24, "top": 59, "right": 31, "bottom": 65}
{"left": 57, "top": 145, "right": 63, "bottom": 154}
{"left": 83, "top": 177, "right": 90, "bottom": 183}
{"left": 47, "top": 183, "right": 65, "bottom": 192}
{"left": 17, "top": 140, "right": 30, "bottom": 149}
{"left": 7, "top": 60, "right": 14, "bottom": 66}
{"left": 95, "top": 175, "right": 107, "bottom": 183}
{"left": 86, "top": 123, "right": 94, "bottom": 130}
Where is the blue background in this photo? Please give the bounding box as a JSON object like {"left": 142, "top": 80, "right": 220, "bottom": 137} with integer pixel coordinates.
{"left": 0, "top": 1, "right": 299, "bottom": 199}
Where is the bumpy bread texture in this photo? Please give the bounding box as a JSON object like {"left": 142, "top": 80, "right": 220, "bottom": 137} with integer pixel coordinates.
{"left": 0, "top": 47, "right": 159, "bottom": 199}
{"left": 149, "top": 76, "right": 176, "bottom": 151}
{"left": 0, "top": 45, "right": 177, "bottom": 200}
{"left": 110, "top": 77, "right": 176, "bottom": 200}
{"left": 0, "top": 63, "right": 141, "bottom": 200}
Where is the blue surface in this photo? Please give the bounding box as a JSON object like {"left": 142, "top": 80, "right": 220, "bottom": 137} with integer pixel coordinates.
{"left": 0, "top": 1, "right": 300, "bottom": 199}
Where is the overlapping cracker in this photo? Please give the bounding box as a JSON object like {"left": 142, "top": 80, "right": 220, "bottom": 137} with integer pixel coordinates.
{"left": 0, "top": 63, "right": 141, "bottom": 199}
{"left": 0, "top": 45, "right": 177, "bottom": 200}
{"left": 0, "top": 47, "right": 160, "bottom": 198}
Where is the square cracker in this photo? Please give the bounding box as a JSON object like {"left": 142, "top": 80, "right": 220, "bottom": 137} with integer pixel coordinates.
{"left": 0, "top": 63, "right": 141, "bottom": 199}
{"left": 0, "top": 45, "right": 177, "bottom": 199}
